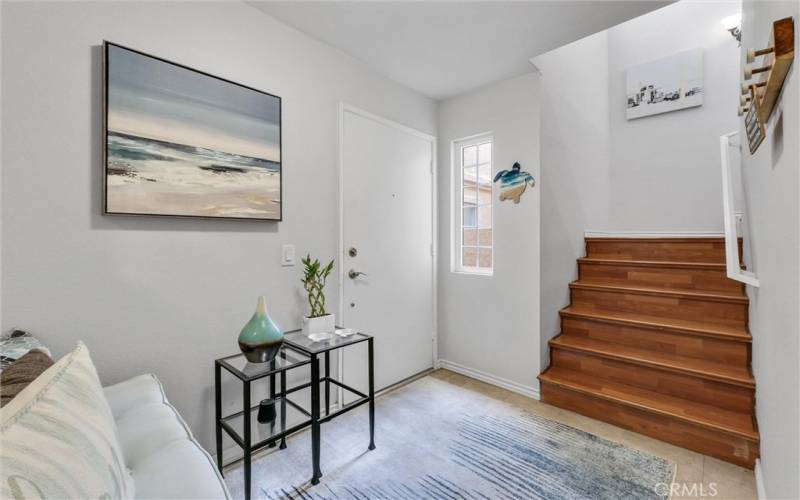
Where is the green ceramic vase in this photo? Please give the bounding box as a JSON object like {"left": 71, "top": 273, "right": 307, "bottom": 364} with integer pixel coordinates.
{"left": 238, "top": 296, "right": 283, "bottom": 363}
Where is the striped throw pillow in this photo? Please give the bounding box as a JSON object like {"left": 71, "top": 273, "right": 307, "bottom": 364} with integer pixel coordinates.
{"left": 0, "top": 342, "right": 135, "bottom": 499}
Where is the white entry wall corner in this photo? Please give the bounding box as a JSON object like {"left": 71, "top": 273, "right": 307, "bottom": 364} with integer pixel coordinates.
{"left": 437, "top": 72, "right": 542, "bottom": 393}
{"left": 739, "top": 1, "right": 800, "bottom": 499}
{"left": 0, "top": 0, "right": 436, "bottom": 451}
{"left": 533, "top": 0, "right": 742, "bottom": 368}
{"left": 0, "top": 1, "right": 3, "bottom": 331}
{"left": 534, "top": 29, "right": 611, "bottom": 369}
{"left": 606, "top": 0, "right": 741, "bottom": 233}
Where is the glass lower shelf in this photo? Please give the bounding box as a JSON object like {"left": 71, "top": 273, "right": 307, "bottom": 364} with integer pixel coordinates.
{"left": 220, "top": 397, "right": 311, "bottom": 449}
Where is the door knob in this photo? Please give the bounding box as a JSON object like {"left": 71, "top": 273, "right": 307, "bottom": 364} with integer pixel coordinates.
{"left": 348, "top": 269, "right": 368, "bottom": 279}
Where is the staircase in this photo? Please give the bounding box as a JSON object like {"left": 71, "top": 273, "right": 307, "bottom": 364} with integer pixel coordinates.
{"left": 538, "top": 237, "right": 759, "bottom": 468}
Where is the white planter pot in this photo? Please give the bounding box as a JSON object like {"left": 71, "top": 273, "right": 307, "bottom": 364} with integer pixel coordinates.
{"left": 302, "top": 314, "right": 335, "bottom": 335}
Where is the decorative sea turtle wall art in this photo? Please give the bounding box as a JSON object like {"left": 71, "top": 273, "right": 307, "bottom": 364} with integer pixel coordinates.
{"left": 493, "top": 162, "right": 535, "bottom": 204}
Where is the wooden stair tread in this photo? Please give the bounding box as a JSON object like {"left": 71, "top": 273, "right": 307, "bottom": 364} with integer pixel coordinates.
{"left": 578, "top": 257, "right": 727, "bottom": 270}
{"left": 539, "top": 367, "right": 759, "bottom": 441}
{"left": 570, "top": 281, "right": 747, "bottom": 302}
{"left": 549, "top": 334, "right": 754, "bottom": 387}
{"left": 545, "top": 236, "right": 758, "bottom": 467}
{"left": 560, "top": 306, "right": 751, "bottom": 341}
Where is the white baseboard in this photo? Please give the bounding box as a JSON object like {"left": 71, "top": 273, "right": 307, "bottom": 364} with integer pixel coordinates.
{"left": 754, "top": 459, "right": 767, "bottom": 500}
{"left": 584, "top": 231, "right": 725, "bottom": 238}
{"left": 437, "top": 359, "right": 540, "bottom": 400}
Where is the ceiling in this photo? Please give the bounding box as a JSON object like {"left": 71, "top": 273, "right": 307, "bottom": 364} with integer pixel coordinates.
{"left": 249, "top": 1, "right": 671, "bottom": 100}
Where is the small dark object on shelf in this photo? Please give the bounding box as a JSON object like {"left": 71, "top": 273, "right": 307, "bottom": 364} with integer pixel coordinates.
{"left": 257, "top": 399, "right": 277, "bottom": 423}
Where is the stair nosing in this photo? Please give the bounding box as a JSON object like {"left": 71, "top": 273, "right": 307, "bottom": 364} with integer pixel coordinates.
{"left": 569, "top": 281, "right": 748, "bottom": 304}
{"left": 560, "top": 307, "right": 752, "bottom": 342}
{"left": 549, "top": 334, "right": 755, "bottom": 388}
{"left": 584, "top": 237, "right": 736, "bottom": 243}
{"left": 578, "top": 258, "right": 727, "bottom": 270}
{"left": 539, "top": 368, "right": 759, "bottom": 441}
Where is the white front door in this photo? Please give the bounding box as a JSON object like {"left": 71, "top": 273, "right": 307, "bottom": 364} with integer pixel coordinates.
{"left": 340, "top": 105, "right": 435, "bottom": 395}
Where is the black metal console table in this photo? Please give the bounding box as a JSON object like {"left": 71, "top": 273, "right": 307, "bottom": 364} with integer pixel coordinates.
{"left": 283, "top": 329, "right": 375, "bottom": 485}
{"left": 215, "top": 346, "right": 312, "bottom": 500}
{"left": 215, "top": 329, "right": 375, "bottom": 499}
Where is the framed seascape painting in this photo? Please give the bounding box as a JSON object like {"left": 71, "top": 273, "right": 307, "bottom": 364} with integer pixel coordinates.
{"left": 103, "top": 42, "right": 282, "bottom": 220}
{"left": 626, "top": 48, "right": 703, "bottom": 120}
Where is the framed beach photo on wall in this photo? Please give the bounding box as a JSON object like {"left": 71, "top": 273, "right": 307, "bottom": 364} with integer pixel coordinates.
{"left": 103, "top": 42, "right": 282, "bottom": 220}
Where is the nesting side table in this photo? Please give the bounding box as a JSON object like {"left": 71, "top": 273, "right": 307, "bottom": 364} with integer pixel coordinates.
{"left": 215, "top": 330, "right": 375, "bottom": 498}
{"left": 215, "top": 346, "right": 311, "bottom": 500}
{"left": 283, "top": 329, "right": 375, "bottom": 485}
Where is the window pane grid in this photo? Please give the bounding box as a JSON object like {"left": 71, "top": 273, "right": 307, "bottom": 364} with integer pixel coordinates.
{"left": 456, "top": 137, "right": 493, "bottom": 273}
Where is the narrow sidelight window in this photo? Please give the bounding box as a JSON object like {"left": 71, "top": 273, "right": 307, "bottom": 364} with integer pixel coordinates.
{"left": 454, "top": 135, "right": 493, "bottom": 274}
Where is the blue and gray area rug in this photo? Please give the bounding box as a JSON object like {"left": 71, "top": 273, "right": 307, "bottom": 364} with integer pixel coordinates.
{"left": 225, "top": 376, "right": 674, "bottom": 499}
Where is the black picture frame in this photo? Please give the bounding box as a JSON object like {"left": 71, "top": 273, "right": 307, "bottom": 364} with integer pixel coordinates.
{"left": 103, "top": 41, "right": 283, "bottom": 221}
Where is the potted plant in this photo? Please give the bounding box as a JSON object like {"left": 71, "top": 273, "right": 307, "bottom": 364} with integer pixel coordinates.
{"left": 301, "top": 254, "right": 335, "bottom": 335}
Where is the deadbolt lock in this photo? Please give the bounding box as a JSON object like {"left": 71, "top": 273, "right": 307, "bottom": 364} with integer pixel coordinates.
{"left": 348, "top": 247, "right": 358, "bottom": 257}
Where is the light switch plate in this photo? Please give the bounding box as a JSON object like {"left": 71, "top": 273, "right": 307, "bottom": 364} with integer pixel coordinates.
{"left": 281, "top": 244, "right": 296, "bottom": 266}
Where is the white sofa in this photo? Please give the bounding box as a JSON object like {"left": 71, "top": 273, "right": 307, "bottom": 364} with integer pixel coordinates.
{"left": 104, "top": 374, "right": 231, "bottom": 499}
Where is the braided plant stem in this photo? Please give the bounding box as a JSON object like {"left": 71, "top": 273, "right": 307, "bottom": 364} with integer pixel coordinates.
{"left": 305, "top": 281, "right": 326, "bottom": 317}
{"left": 301, "top": 255, "right": 334, "bottom": 318}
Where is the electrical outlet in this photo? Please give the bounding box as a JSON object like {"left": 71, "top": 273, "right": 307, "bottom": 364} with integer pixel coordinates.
{"left": 281, "top": 244, "right": 296, "bottom": 266}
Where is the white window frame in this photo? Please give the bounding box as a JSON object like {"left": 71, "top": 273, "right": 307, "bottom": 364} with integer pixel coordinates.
{"left": 452, "top": 133, "right": 494, "bottom": 275}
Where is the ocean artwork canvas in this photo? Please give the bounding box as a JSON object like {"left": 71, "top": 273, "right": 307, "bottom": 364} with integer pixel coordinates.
{"left": 626, "top": 48, "right": 703, "bottom": 120}
{"left": 104, "top": 42, "right": 281, "bottom": 220}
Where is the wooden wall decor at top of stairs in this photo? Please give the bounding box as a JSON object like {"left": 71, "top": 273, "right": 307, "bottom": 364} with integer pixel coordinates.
{"left": 539, "top": 237, "right": 759, "bottom": 468}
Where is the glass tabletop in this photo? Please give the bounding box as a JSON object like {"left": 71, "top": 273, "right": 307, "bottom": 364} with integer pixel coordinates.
{"left": 283, "top": 328, "right": 371, "bottom": 355}
{"left": 216, "top": 346, "right": 310, "bottom": 381}
{"left": 220, "top": 396, "right": 311, "bottom": 449}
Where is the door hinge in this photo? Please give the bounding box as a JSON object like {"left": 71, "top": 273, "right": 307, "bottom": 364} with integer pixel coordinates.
{"left": 430, "top": 243, "right": 435, "bottom": 256}
{"left": 430, "top": 161, "right": 434, "bottom": 174}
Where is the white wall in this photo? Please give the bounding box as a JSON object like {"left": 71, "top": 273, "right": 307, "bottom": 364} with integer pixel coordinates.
{"left": 534, "top": 31, "right": 610, "bottom": 368}
{"left": 607, "top": 0, "right": 741, "bottom": 232}
{"left": 739, "top": 2, "right": 800, "bottom": 498}
{"left": 437, "top": 73, "right": 541, "bottom": 396}
{"left": 0, "top": 0, "right": 436, "bottom": 451}
{"left": 533, "top": 0, "right": 741, "bottom": 364}
{"left": 0, "top": 1, "right": 3, "bottom": 331}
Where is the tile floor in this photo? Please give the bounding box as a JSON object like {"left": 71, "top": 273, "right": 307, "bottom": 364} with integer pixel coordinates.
{"left": 429, "top": 369, "right": 758, "bottom": 500}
